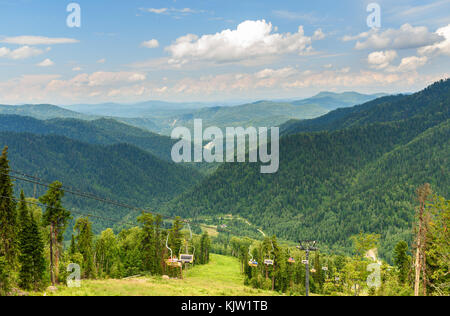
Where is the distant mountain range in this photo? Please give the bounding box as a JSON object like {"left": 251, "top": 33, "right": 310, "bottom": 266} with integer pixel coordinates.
{"left": 1, "top": 91, "right": 386, "bottom": 135}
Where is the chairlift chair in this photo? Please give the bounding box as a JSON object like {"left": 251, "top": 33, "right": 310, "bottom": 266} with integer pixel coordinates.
{"left": 264, "top": 241, "right": 275, "bottom": 266}
{"left": 179, "top": 223, "right": 195, "bottom": 264}
{"left": 165, "top": 233, "right": 182, "bottom": 268}
{"left": 248, "top": 249, "right": 258, "bottom": 267}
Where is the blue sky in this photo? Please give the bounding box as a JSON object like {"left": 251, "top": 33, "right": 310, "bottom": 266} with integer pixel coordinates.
{"left": 0, "top": 0, "right": 449, "bottom": 104}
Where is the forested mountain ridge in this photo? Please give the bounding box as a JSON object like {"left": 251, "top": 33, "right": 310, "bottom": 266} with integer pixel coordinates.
{"left": 281, "top": 79, "right": 450, "bottom": 135}
{"left": 0, "top": 103, "right": 94, "bottom": 120}
{"left": 0, "top": 115, "right": 177, "bottom": 162}
{"left": 0, "top": 132, "right": 202, "bottom": 232}
{"left": 164, "top": 80, "right": 450, "bottom": 261}
{"left": 291, "top": 91, "right": 387, "bottom": 110}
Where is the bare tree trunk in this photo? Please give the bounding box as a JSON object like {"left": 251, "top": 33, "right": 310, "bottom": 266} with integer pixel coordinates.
{"left": 414, "top": 246, "right": 421, "bottom": 296}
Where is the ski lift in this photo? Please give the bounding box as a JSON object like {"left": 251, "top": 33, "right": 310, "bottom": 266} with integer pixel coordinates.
{"left": 165, "top": 233, "right": 182, "bottom": 268}
{"left": 248, "top": 249, "right": 258, "bottom": 267}
{"left": 264, "top": 241, "right": 275, "bottom": 266}
{"left": 179, "top": 223, "right": 195, "bottom": 264}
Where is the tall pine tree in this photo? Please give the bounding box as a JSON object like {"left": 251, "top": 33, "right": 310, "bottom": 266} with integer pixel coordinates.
{"left": 0, "top": 146, "right": 18, "bottom": 267}
{"left": 40, "top": 181, "right": 71, "bottom": 285}
{"left": 18, "top": 191, "right": 46, "bottom": 291}
{"left": 74, "top": 216, "right": 95, "bottom": 279}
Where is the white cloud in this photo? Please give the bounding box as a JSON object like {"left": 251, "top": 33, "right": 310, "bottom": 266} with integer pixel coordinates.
{"left": 140, "top": 8, "right": 202, "bottom": 15}
{"left": 0, "top": 36, "right": 78, "bottom": 45}
{"left": 393, "top": 56, "right": 428, "bottom": 72}
{"left": 97, "top": 58, "right": 106, "bottom": 64}
{"left": 342, "top": 31, "right": 370, "bottom": 42}
{"left": 141, "top": 39, "right": 159, "bottom": 48}
{"left": 166, "top": 20, "right": 314, "bottom": 65}
{"left": 72, "top": 66, "right": 82, "bottom": 71}
{"left": 37, "top": 58, "right": 54, "bottom": 67}
{"left": 145, "top": 8, "right": 168, "bottom": 14}
{"left": 313, "top": 29, "right": 326, "bottom": 40}
{"left": 346, "top": 24, "right": 444, "bottom": 50}
{"left": 368, "top": 50, "right": 398, "bottom": 69}
{"left": 0, "top": 46, "right": 44, "bottom": 60}
{"left": 418, "top": 24, "right": 450, "bottom": 56}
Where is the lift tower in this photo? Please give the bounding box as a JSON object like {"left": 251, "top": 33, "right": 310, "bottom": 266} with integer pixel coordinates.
{"left": 297, "top": 241, "right": 318, "bottom": 297}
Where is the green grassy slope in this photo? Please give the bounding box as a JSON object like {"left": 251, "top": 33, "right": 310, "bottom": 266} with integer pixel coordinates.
{"left": 37, "top": 254, "right": 276, "bottom": 296}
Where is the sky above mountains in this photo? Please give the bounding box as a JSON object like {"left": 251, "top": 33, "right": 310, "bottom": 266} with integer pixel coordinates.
{"left": 0, "top": 0, "right": 449, "bottom": 105}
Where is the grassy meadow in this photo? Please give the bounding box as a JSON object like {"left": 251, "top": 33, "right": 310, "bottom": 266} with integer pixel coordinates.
{"left": 35, "top": 254, "right": 277, "bottom": 296}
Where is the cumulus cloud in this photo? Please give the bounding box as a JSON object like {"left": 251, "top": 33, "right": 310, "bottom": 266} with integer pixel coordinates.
{"left": 368, "top": 50, "right": 398, "bottom": 69}
{"left": 312, "top": 29, "right": 326, "bottom": 40}
{"left": 0, "top": 36, "right": 78, "bottom": 45}
{"left": 418, "top": 24, "right": 450, "bottom": 56}
{"left": 393, "top": 56, "right": 428, "bottom": 72}
{"left": 0, "top": 46, "right": 44, "bottom": 60}
{"left": 37, "top": 58, "right": 54, "bottom": 67}
{"left": 141, "top": 39, "right": 159, "bottom": 48}
{"left": 165, "top": 20, "right": 314, "bottom": 65}
{"left": 1, "top": 67, "right": 444, "bottom": 105}
{"left": 346, "top": 24, "right": 444, "bottom": 50}
{"left": 145, "top": 8, "right": 168, "bottom": 14}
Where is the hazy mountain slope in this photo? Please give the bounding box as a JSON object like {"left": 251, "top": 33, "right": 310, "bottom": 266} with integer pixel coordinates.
{"left": 0, "top": 104, "right": 94, "bottom": 120}
{"left": 281, "top": 79, "right": 450, "bottom": 135}
{"left": 0, "top": 115, "right": 178, "bottom": 162}
{"left": 292, "top": 91, "right": 387, "bottom": 110}
{"left": 157, "top": 101, "right": 329, "bottom": 135}
{"left": 0, "top": 132, "right": 202, "bottom": 232}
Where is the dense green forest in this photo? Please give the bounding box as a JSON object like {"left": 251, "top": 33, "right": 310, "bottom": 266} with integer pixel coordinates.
{"left": 0, "top": 132, "right": 201, "bottom": 233}
{"left": 164, "top": 79, "right": 450, "bottom": 262}
{"left": 0, "top": 115, "right": 177, "bottom": 162}
{"left": 281, "top": 79, "right": 450, "bottom": 135}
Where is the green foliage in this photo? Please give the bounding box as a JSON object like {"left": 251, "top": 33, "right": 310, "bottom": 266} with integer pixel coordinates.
{"left": 74, "top": 217, "right": 95, "bottom": 279}
{"left": 17, "top": 190, "right": 46, "bottom": 291}
{"left": 0, "top": 146, "right": 18, "bottom": 267}
{"left": 393, "top": 241, "right": 410, "bottom": 284}
{"left": 0, "top": 255, "right": 10, "bottom": 295}
{"left": 197, "top": 232, "right": 211, "bottom": 265}
{"left": 425, "top": 195, "right": 449, "bottom": 296}
{"left": 351, "top": 232, "right": 380, "bottom": 258}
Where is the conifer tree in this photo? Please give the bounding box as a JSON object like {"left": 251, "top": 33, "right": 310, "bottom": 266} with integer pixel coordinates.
{"left": 18, "top": 191, "right": 45, "bottom": 290}
{"left": 18, "top": 191, "right": 33, "bottom": 289}
{"left": 170, "top": 217, "right": 184, "bottom": 257}
{"left": 154, "top": 215, "right": 163, "bottom": 275}
{"left": 393, "top": 241, "right": 410, "bottom": 284}
{"left": 40, "top": 181, "right": 71, "bottom": 285}
{"left": 74, "top": 216, "right": 95, "bottom": 279}
{"left": 0, "top": 146, "right": 18, "bottom": 267}
{"left": 138, "top": 212, "right": 156, "bottom": 273}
